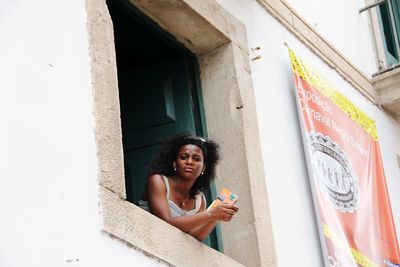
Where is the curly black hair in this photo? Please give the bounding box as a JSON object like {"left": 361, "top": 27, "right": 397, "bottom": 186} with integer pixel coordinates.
{"left": 149, "top": 132, "right": 220, "bottom": 197}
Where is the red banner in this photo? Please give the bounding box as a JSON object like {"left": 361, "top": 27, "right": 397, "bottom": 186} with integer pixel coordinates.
{"left": 289, "top": 48, "right": 400, "bottom": 267}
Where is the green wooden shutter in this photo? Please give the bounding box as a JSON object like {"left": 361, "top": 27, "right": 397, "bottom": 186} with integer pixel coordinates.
{"left": 378, "top": 0, "right": 400, "bottom": 66}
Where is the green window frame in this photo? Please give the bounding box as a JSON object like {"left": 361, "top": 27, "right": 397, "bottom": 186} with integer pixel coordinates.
{"left": 377, "top": 0, "right": 400, "bottom": 67}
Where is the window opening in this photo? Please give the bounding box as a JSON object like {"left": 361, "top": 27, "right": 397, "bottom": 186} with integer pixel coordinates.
{"left": 106, "top": 0, "right": 221, "bottom": 250}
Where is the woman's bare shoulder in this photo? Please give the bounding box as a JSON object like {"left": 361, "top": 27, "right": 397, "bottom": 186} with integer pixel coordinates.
{"left": 146, "top": 174, "right": 167, "bottom": 193}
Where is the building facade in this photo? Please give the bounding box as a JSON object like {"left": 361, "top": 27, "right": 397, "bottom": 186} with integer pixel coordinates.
{"left": 1, "top": 0, "right": 400, "bottom": 266}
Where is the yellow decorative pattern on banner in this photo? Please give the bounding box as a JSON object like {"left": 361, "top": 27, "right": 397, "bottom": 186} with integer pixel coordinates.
{"left": 322, "top": 224, "right": 379, "bottom": 267}
{"left": 288, "top": 49, "right": 378, "bottom": 140}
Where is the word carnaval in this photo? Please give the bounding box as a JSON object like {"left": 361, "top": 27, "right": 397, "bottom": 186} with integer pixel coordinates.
{"left": 299, "top": 88, "right": 369, "bottom": 158}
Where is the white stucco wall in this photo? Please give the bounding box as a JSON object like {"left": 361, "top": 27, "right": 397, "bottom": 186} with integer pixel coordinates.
{"left": 2, "top": 0, "right": 400, "bottom": 266}
{"left": 0, "top": 1, "right": 163, "bottom": 266}
{"left": 284, "top": 0, "right": 378, "bottom": 76}
{"left": 217, "top": 0, "right": 400, "bottom": 266}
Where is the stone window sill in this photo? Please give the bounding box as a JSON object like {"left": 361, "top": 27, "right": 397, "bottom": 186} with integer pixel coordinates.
{"left": 99, "top": 186, "right": 244, "bottom": 266}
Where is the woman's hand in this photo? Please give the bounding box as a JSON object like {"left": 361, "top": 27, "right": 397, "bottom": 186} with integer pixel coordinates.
{"left": 145, "top": 174, "right": 238, "bottom": 240}
{"left": 207, "top": 203, "right": 239, "bottom": 221}
{"left": 188, "top": 203, "right": 238, "bottom": 240}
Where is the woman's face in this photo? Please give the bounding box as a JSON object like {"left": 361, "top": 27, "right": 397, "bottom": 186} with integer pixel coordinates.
{"left": 174, "top": 144, "right": 205, "bottom": 180}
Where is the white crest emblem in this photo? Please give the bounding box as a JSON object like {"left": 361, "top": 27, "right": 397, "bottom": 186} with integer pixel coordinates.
{"left": 307, "top": 131, "right": 360, "bottom": 212}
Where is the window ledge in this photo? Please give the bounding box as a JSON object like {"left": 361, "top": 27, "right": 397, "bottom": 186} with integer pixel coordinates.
{"left": 372, "top": 68, "right": 400, "bottom": 122}
{"left": 99, "top": 186, "right": 244, "bottom": 267}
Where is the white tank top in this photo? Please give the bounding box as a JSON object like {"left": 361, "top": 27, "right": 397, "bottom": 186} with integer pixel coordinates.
{"left": 138, "top": 175, "right": 206, "bottom": 217}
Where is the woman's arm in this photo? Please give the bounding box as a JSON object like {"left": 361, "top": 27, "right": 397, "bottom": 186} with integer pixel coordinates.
{"left": 146, "top": 174, "right": 238, "bottom": 239}
{"left": 146, "top": 174, "right": 212, "bottom": 232}
{"left": 188, "top": 197, "right": 239, "bottom": 240}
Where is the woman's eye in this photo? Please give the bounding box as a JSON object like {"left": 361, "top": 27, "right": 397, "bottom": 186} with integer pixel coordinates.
{"left": 180, "top": 155, "right": 189, "bottom": 160}
{"left": 193, "top": 156, "right": 202, "bottom": 162}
